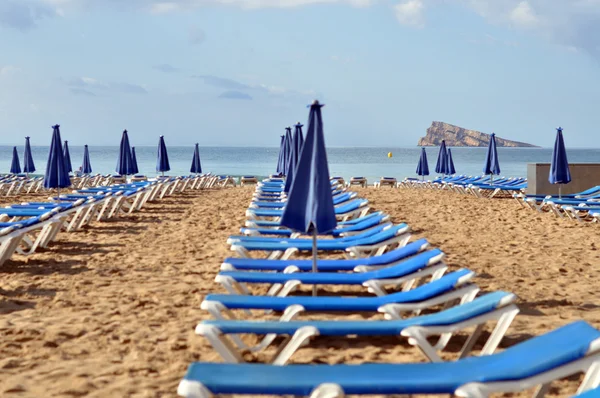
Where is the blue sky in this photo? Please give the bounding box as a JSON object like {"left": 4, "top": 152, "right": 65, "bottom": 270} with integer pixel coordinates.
{"left": 0, "top": 0, "right": 599, "bottom": 148}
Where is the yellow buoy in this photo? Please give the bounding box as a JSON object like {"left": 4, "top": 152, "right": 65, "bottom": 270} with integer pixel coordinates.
{"left": 388, "top": 152, "right": 393, "bottom": 158}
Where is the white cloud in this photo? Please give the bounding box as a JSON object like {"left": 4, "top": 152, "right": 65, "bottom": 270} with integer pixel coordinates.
{"left": 23, "top": 0, "right": 600, "bottom": 58}
{"left": 509, "top": 1, "right": 539, "bottom": 28}
{"left": 0, "top": 65, "right": 19, "bottom": 75}
{"left": 65, "top": 76, "right": 147, "bottom": 95}
{"left": 149, "top": 2, "right": 181, "bottom": 14}
{"left": 394, "top": 0, "right": 425, "bottom": 27}
{"left": 219, "top": 0, "right": 374, "bottom": 8}
{"left": 392, "top": 0, "right": 600, "bottom": 56}
{"left": 330, "top": 54, "right": 354, "bottom": 63}
{"left": 40, "top": 0, "right": 374, "bottom": 11}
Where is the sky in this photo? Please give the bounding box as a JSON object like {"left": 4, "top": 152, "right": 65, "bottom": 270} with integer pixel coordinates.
{"left": 0, "top": 0, "right": 599, "bottom": 148}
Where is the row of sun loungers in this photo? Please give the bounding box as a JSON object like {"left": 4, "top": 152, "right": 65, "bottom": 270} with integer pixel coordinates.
{"left": 398, "top": 174, "right": 528, "bottom": 198}
{"left": 176, "top": 176, "right": 600, "bottom": 397}
{"left": 514, "top": 185, "right": 600, "bottom": 223}
{"left": 0, "top": 173, "right": 134, "bottom": 197}
{"left": 0, "top": 174, "right": 223, "bottom": 268}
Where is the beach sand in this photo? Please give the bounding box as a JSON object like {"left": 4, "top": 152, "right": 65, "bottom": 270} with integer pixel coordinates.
{"left": 1, "top": 185, "right": 600, "bottom": 397}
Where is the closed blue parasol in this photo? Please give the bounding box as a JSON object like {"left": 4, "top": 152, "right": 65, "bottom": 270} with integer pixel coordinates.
{"left": 156, "top": 135, "right": 170, "bottom": 176}
{"left": 116, "top": 129, "right": 135, "bottom": 176}
{"left": 416, "top": 147, "right": 429, "bottom": 180}
{"left": 23, "top": 136, "right": 35, "bottom": 175}
{"left": 435, "top": 140, "right": 448, "bottom": 175}
{"left": 483, "top": 133, "right": 501, "bottom": 183}
{"left": 81, "top": 145, "right": 92, "bottom": 174}
{"left": 297, "top": 122, "right": 305, "bottom": 148}
{"left": 283, "top": 122, "right": 304, "bottom": 193}
{"left": 276, "top": 135, "right": 285, "bottom": 175}
{"left": 549, "top": 127, "right": 571, "bottom": 198}
{"left": 190, "top": 143, "right": 202, "bottom": 174}
{"left": 282, "top": 127, "right": 293, "bottom": 177}
{"left": 447, "top": 148, "right": 456, "bottom": 175}
{"left": 10, "top": 146, "right": 21, "bottom": 174}
{"left": 63, "top": 141, "right": 73, "bottom": 174}
{"left": 281, "top": 100, "right": 336, "bottom": 296}
{"left": 44, "top": 125, "right": 71, "bottom": 193}
{"left": 131, "top": 147, "right": 139, "bottom": 175}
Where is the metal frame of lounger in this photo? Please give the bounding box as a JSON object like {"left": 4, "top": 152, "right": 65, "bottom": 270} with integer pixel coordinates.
{"left": 215, "top": 249, "right": 447, "bottom": 298}
{"left": 195, "top": 291, "right": 519, "bottom": 365}
{"left": 230, "top": 224, "right": 412, "bottom": 260}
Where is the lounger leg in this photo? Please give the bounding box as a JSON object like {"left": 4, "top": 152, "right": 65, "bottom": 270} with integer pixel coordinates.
{"left": 66, "top": 209, "right": 83, "bottom": 232}
{"left": 200, "top": 302, "right": 247, "bottom": 347}
{"left": 532, "top": 383, "right": 551, "bottom": 398}
{"left": 196, "top": 324, "right": 245, "bottom": 363}
{"left": 379, "top": 285, "right": 480, "bottom": 319}
{"left": 398, "top": 263, "right": 448, "bottom": 292}
{"left": 271, "top": 326, "right": 319, "bottom": 365}
{"left": 479, "top": 307, "right": 520, "bottom": 356}
{"left": 177, "top": 380, "right": 212, "bottom": 398}
{"left": 268, "top": 280, "right": 302, "bottom": 298}
{"left": 309, "top": 384, "right": 345, "bottom": 398}
{"left": 231, "top": 245, "right": 252, "bottom": 258}
{"left": 0, "top": 235, "right": 22, "bottom": 266}
{"left": 577, "top": 361, "right": 600, "bottom": 394}
{"left": 280, "top": 247, "right": 298, "bottom": 260}
{"left": 249, "top": 305, "right": 306, "bottom": 353}
{"left": 215, "top": 275, "right": 253, "bottom": 296}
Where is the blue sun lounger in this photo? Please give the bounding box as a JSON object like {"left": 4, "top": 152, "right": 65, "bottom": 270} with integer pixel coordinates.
{"left": 0, "top": 208, "right": 61, "bottom": 217}
{"left": 0, "top": 215, "right": 54, "bottom": 266}
{"left": 202, "top": 269, "right": 478, "bottom": 320}
{"left": 253, "top": 188, "right": 345, "bottom": 202}
{"left": 240, "top": 212, "right": 389, "bottom": 238}
{"left": 228, "top": 223, "right": 390, "bottom": 245}
{"left": 244, "top": 211, "right": 384, "bottom": 229}
{"left": 562, "top": 205, "right": 600, "bottom": 222}
{"left": 230, "top": 224, "right": 411, "bottom": 259}
{"left": 195, "top": 291, "right": 518, "bottom": 364}
{"left": 178, "top": 321, "right": 600, "bottom": 398}
{"left": 216, "top": 249, "right": 446, "bottom": 297}
{"left": 577, "top": 387, "right": 600, "bottom": 398}
{"left": 0, "top": 211, "right": 66, "bottom": 265}
{"left": 221, "top": 238, "right": 430, "bottom": 272}
{"left": 246, "top": 199, "right": 370, "bottom": 222}
{"left": 251, "top": 192, "right": 356, "bottom": 209}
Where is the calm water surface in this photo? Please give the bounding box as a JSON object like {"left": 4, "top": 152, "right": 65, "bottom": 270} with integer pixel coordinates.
{"left": 1, "top": 146, "right": 598, "bottom": 181}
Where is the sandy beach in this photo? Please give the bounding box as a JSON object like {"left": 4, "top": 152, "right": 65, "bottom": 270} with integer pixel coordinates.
{"left": 2, "top": 185, "right": 600, "bottom": 397}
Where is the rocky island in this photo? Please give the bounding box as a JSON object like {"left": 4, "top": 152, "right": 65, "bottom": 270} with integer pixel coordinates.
{"left": 418, "top": 121, "right": 539, "bottom": 147}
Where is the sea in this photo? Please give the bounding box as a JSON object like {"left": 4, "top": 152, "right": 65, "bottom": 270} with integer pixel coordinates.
{"left": 1, "top": 146, "right": 598, "bottom": 181}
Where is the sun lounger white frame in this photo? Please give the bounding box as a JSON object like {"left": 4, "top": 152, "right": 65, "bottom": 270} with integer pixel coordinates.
{"left": 196, "top": 292, "right": 518, "bottom": 365}
{"left": 374, "top": 177, "right": 397, "bottom": 189}
{"left": 347, "top": 177, "right": 367, "bottom": 188}
{"left": 216, "top": 249, "right": 447, "bottom": 298}
{"left": 230, "top": 224, "right": 411, "bottom": 260}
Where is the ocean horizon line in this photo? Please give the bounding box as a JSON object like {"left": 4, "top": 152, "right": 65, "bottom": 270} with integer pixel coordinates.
{"left": 0, "top": 144, "right": 591, "bottom": 150}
